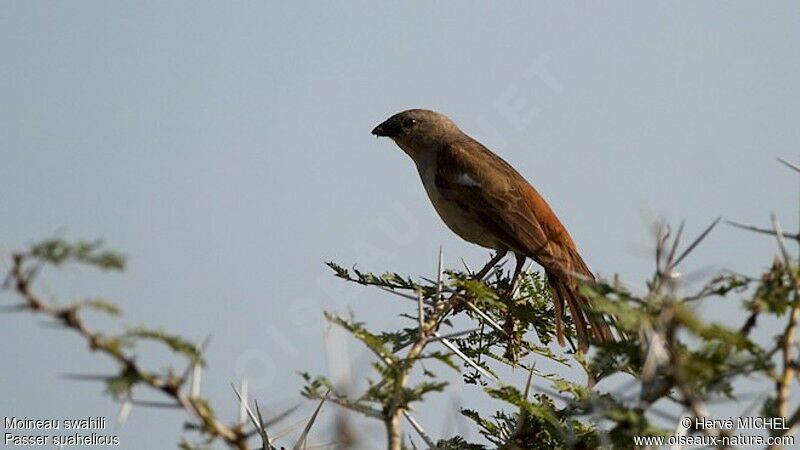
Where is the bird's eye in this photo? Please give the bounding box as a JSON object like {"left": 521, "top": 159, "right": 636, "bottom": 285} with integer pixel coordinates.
{"left": 403, "top": 118, "right": 417, "bottom": 128}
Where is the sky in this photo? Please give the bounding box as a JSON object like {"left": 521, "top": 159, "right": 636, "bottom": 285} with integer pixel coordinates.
{"left": 2, "top": 2, "right": 799, "bottom": 448}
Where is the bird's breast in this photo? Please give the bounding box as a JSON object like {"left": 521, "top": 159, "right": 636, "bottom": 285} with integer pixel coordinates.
{"left": 416, "top": 162, "right": 503, "bottom": 250}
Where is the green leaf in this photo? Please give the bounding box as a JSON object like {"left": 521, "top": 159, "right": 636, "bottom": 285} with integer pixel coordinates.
{"left": 30, "top": 239, "right": 125, "bottom": 270}
{"left": 77, "top": 298, "right": 122, "bottom": 316}
{"left": 126, "top": 326, "right": 204, "bottom": 365}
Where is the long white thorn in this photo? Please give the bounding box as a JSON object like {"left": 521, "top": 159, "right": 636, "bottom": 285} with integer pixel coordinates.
{"left": 435, "top": 332, "right": 496, "bottom": 380}
{"left": 238, "top": 377, "right": 249, "bottom": 425}
{"left": 402, "top": 410, "right": 438, "bottom": 449}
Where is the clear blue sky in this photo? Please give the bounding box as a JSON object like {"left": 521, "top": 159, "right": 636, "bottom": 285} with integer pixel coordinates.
{"left": 2, "top": 2, "right": 799, "bottom": 448}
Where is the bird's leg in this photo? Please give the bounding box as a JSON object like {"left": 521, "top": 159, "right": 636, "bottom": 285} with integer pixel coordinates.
{"left": 473, "top": 250, "right": 507, "bottom": 281}
{"left": 508, "top": 253, "right": 527, "bottom": 296}
{"left": 503, "top": 254, "right": 527, "bottom": 363}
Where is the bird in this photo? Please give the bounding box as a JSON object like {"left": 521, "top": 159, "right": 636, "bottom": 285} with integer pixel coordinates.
{"left": 371, "top": 108, "right": 614, "bottom": 352}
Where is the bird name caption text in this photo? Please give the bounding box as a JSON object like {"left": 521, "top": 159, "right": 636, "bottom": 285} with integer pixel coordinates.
{"left": 4, "top": 416, "right": 120, "bottom": 447}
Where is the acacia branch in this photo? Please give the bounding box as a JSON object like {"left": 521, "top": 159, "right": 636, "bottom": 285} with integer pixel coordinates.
{"left": 7, "top": 253, "right": 252, "bottom": 450}
{"left": 384, "top": 292, "right": 453, "bottom": 450}
{"left": 764, "top": 214, "right": 800, "bottom": 422}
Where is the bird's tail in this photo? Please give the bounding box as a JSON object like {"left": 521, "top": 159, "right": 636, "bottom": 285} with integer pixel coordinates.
{"left": 546, "top": 268, "right": 615, "bottom": 352}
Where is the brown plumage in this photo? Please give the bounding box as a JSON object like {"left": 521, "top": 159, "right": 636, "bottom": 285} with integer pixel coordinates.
{"left": 372, "top": 109, "right": 614, "bottom": 351}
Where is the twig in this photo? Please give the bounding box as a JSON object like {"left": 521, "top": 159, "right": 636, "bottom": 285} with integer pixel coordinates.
{"left": 319, "top": 394, "right": 382, "bottom": 420}
{"left": 778, "top": 157, "right": 800, "bottom": 174}
{"left": 379, "top": 286, "right": 436, "bottom": 306}
{"left": 727, "top": 220, "right": 800, "bottom": 242}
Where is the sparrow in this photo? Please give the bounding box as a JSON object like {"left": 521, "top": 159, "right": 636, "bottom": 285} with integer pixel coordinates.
{"left": 371, "top": 108, "right": 614, "bottom": 351}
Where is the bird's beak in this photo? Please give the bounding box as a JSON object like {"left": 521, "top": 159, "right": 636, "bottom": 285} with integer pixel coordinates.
{"left": 371, "top": 120, "right": 397, "bottom": 138}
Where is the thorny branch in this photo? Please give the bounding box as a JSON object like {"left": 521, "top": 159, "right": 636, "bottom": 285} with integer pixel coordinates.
{"left": 6, "top": 252, "right": 253, "bottom": 450}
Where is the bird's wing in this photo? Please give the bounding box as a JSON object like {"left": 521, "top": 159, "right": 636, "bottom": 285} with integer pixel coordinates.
{"left": 435, "top": 140, "right": 585, "bottom": 276}
{"left": 437, "top": 140, "right": 611, "bottom": 350}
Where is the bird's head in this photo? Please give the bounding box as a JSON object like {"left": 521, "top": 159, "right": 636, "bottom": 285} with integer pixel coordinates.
{"left": 371, "top": 109, "right": 461, "bottom": 159}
